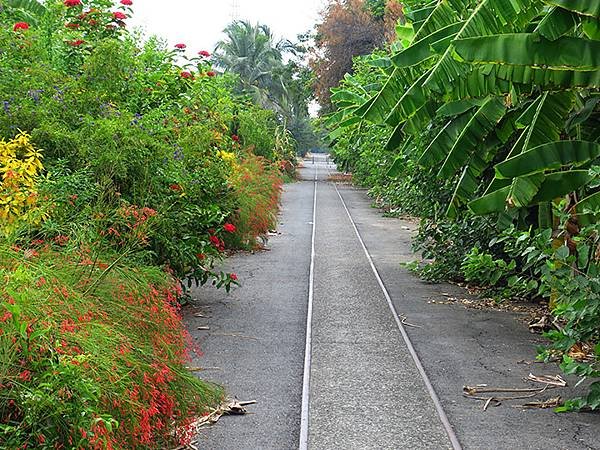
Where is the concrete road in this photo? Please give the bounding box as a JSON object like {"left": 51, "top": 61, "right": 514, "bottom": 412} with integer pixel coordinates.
{"left": 189, "top": 155, "right": 600, "bottom": 449}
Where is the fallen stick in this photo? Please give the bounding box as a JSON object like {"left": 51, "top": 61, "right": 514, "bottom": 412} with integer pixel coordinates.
{"left": 526, "top": 373, "right": 567, "bottom": 387}
{"left": 463, "top": 385, "right": 552, "bottom": 395}
{"left": 400, "top": 315, "right": 422, "bottom": 328}
{"left": 186, "top": 366, "right": 222, "bottom": 372}
{"left": 212, "top": 332, "right": 260, "bottom": 341}
{"left": 514, "top": 397, "right": 563, "bottom": 409}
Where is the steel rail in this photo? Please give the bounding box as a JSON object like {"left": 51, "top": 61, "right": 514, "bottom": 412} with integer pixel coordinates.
{"left": 330, "top": 176, "right": 463, "bottom": 450}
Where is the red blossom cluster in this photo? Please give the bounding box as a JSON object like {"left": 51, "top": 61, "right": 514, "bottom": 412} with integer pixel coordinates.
{"left": 13, "top": 22, "right": 29, "bottom": 31}
{"left": 112, "top": 11, "right": 127, "bottom": 20}
{"left": 198, "top": 50, "right": 211, "bottom": 57}
{"left": 64, "top": 0, "right": 82, "bottom": 7}
{"left": 174, "top": 43, "right": 186, "bottom": 49}
{"left": 120, "top": 0, "right": 133, "bottom": 5}
{"left": 180, "top": 71, "right": 193, "bottom": 79}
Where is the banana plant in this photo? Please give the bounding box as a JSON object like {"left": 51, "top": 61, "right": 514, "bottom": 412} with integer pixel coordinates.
{"left": 327, "top": 0, "right": 600, "bottom": 226}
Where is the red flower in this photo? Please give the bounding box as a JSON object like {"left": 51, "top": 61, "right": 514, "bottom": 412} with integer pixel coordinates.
{"left": 232, "top": 134, "right": 240, "bottom": 142}
{"left": 120, "top": 0, "right": 133, "bottom": 5}
{"left": 223, "top": 223, "right": 236, "bottom": 233}
{"left": 65, "top": 22, "right": 80, "bottom": 29}
{"left": 230, "top": 273, "right": 238, "bottom": 281}
{"left": 64, "top": 0, "right": 82, "bottom": 6}
{"left": 175, "top": 43, "right": 186, "bottom": 49}
{"left": 68, "top": 39, "right": 85, "bottom": 47}
{"left": 197, "top": 253, "right": 206, "bottom": 261}
{"left": 169, "top": 183, "right": 181, "bottom": 191}
{"left": 206, "top": 71, "right": 216, "bottom": 77}
{"left": 13, "top": 22, "right": 29, "bottom": 31}
{"left": 209, "top": 235, "right": 220, "bottom": 246}
{"left": 112, "top": 11, "right": 127, "bottom": 20}
{"left": 18, "top": 370, "right": 31, "bottom": 381}
{"left": 180, "top": 71, "right": 193, "bottom": 79}
{"left": 198, "top": 50, "right": 211, "bottom": 57}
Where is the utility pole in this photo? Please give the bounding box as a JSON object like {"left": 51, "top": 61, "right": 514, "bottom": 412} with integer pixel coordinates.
{"left": 230, "top": 0, "right": 240, "bottom": 21}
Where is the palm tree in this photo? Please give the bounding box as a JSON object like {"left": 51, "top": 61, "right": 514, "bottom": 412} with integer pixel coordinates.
{"left": 214, "top": 21, "right": 318, "bottom": 154}
{"left": 214, "top": 21, "right": 291, "bottom": 109}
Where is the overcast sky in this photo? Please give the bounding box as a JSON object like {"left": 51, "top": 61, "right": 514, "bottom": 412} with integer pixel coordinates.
{"left": 129, "top": 0, "right": 326, "bottom": 52}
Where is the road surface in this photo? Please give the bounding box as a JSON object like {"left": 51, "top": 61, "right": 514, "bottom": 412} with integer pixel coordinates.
{"left": 190, "top": 155, "right": 600, "bottom": 450}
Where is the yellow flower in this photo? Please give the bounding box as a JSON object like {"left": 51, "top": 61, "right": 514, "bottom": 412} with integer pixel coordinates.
{"left": 0, "top": 132, "right": 45, "bottom": 236}
{"left": 217, "top": 150, "right": 236, "bottom": 163}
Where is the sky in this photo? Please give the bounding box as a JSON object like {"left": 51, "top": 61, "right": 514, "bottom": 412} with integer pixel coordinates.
{"left": 129, "top": 0, "right": 326, "bottom": 52}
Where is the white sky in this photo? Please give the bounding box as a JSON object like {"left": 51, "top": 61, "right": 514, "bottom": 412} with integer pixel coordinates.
{"left": 129, "top": 0, "right": 326, "bottom": 52}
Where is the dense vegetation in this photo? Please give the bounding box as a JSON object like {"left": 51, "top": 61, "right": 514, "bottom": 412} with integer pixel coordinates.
{"left": 0, "top": 0, "right": 299, "bottom": 447}
{"left": 327, "top": 0, "right": 600, "bottom": 411}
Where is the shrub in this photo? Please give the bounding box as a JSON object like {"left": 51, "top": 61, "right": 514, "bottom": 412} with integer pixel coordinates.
{"left": 226, "top": 154, "right": 283, "bottom": 249}
{"left": 0, "top": 245, "right": 223, "bottom": 448}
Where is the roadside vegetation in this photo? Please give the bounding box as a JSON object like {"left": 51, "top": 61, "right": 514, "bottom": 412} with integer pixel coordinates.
{"left": 0, "top": 0, "right": 311, "bottom": 447}
{"left": 326, "top": 0, "right": 600, "bottom": 411}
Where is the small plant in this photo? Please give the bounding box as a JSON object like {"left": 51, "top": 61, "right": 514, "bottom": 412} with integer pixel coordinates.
{"left": 461, "top": 247, "right": 516, "bottom": 287}
{"left": 538, "top": 223, "right": 600, "bottom": 411}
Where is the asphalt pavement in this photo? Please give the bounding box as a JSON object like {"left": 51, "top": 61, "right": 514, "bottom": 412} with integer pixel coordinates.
{"left": 188, "top": 155, "right": 600, "bottom": 450}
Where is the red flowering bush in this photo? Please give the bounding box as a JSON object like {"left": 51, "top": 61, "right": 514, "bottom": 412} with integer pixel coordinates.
{"left": 0, "top": 245, "right": 223, "bottom": 449}
{"left": 226, "top": 154, "right": 283, "bottom": 249}
{"left": 64, "top": 0, "right": 82, "bottom": 7}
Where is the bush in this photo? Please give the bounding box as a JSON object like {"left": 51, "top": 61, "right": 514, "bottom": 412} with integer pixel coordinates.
{"left": 226, "top": 154, "right": 283, "bottom": 249}
{"left": 0, "top": 244, "right": 222, "bottom": 448}
{"left": 0, "top": 0, "right": 293, "bottom": 444}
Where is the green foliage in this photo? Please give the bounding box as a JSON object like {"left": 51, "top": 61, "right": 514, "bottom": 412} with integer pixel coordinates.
{"left": 462, "top": 247, "right": 516, "bottom": 286}
{"left": 0, "top": 0, "right": 299, "bottom": 444}
{"left": 327, "top": 0, "right": 600, "bottom": 406}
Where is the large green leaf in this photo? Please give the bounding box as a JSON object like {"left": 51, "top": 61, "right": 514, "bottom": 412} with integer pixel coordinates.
{"left": 493, "top": 64, "right": 600, "bottom": 88}
{"left": 469, "top": 170, "right": 592, "bottom": 214}
{"left": 391, "top": 23, "right": 462, "bottom": 68}
{"left": 531, "top": 170, "right": 592, "bottom": 203}
{"left": 358, "top": 68, "right": 409, "bottom": 123}
{"left": 509, "top": 92, "right": 575, "bottom": 158}
{"left": 418, "top": 112, "right": 473, "bottom": 167}
{"left": 438, "top": 96, "right": 506, "bottom": 178}
{"left": 423, "top": 0, "right": 542, "bottom": 92}
{"left": 507, "top": 174, "right": 545, "bottom": 207}
{"left": 436, "top": 98, "right": 485, "bottom": 118}
{"left": 384, "top": 71, "right": 430, "bottom": 126}
{"left": 454, "top": 34, "right": 600, "bottom": 71}
{"left": 547, "top": 0, "right": 600, "bottom": 19}
{"left": 535, "top": 7, "right": 578, "bottom": 41}
{"left": 574, "top": 190, "right": 600, "bottom": 225}
{"left": 469, "top": 186, "right": 511, "bottom": 214}
{"left": 495, "top": 140, "right": 600, "bottom": 178}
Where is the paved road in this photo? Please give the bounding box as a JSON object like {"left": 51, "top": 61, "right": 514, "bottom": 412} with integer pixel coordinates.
{"left": 189, "top": 155, "right": 600, "bottom": 449}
